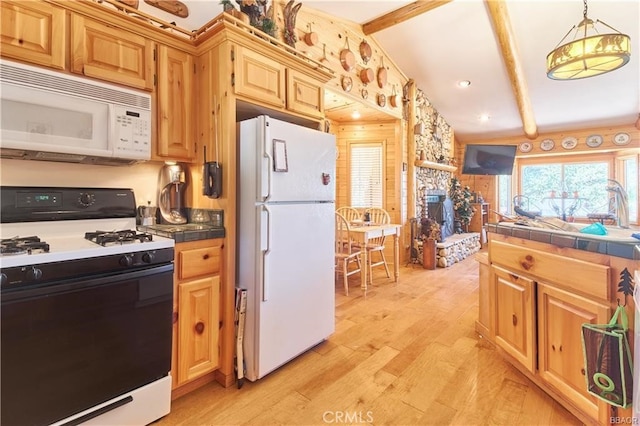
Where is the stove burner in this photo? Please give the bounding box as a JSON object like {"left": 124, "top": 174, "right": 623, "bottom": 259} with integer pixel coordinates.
{"left": 1, "top": 236, "right": 51, "bottom": 255}
{"left": 85, "top": 230, "right": 153, "bottom": 246}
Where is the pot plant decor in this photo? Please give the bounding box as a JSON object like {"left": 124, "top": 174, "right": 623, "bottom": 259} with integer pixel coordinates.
{"left": 220, "top": 0, "right": 277, "bottom": 37}
{"left": 449, "top": 176, "right": 475, "bottom": 233}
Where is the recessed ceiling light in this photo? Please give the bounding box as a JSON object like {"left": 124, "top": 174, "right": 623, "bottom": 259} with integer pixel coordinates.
{"left": 351, "top": 111, "right": 361, "bottom": 119}
{"left": 458, "top": 80, "right": 471, "bottom": 88}
{"left": 479, "top": 114, "right": 490, "bottom": 122}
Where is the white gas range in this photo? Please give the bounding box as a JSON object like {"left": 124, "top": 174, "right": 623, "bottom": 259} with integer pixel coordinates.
{"left": 0, "top": 186, "right": 174, "bottom": 426}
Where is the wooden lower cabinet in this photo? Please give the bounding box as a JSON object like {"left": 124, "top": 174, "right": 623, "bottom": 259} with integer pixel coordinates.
{"left": 178, "top": 275, "right": 220, "bottom": 383}
{"left": 537, "top": 282, "right": 610, "bottom": 423}
{"left": 491, "top": 265, "right": 536, "bottom": 373}
{"left": 485, "top": 234, "right": 634, "bottom": 424}
{"left": 172, "top": 239, "right": 222, "bottom": 391}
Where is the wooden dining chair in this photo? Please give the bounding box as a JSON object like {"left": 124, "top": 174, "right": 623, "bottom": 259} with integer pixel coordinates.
{"left": 335, "top": 212, "right": 362, "bottom": 296}
{"left": 336, "top": 206, "right": 361, "bottom": 224}
{"left": 363, "top": 207, "right": 391, "bottom": 284}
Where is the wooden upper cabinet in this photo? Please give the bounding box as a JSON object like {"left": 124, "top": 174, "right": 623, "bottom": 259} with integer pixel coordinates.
{"left": 70, "top": 15, "right": 154, "bottom": 90}
{"left": 286, "top": 69, "right": 324, "bottom": 120}
{"left": 233, "top": 45, "right": 285, "bottom": 108}
{"left": 155, "top": 44, "right": 195, "bottom": 162}
{"left": 0, "top": 1, "right": 66, "bottom": 69}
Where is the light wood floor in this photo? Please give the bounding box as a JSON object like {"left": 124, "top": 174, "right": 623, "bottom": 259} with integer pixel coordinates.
{"left": 156, "top": 254, "right": 582, "bottom": 425}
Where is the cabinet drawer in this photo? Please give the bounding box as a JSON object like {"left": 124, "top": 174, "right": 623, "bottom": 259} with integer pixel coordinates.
{"left": 489, "top": 239, "right": 610, "bottom": 300}
{"left": 177, "top": 240, "right": 222, "bottom": 280}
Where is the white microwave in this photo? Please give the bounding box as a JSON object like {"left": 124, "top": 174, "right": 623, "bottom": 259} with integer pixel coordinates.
{"left": 0, "top": 60, "right": 151, "bottom": 165}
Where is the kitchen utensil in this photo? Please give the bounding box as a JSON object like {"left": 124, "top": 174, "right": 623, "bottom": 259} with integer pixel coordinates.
{"left": 359, "top": 38, "right": 372, "bottom": 64}
{"left": 158, "top": 163, "right": 187, "bottom": 224}
{"left": 340, "top": 37, "right": 355, "bottom": 72}
{"left": 360, "top": 67, "right": 374, "bottom": 85}
{"left": 341, "top": 75, "right": 352, "bottom": 92}
{"left": 377, "top": 56, "right": 387, "bottom": 88}
{"left": 377, "top": 93, "right": 386, "bottom": 107}
{"left": 389, "top": 85, "right": 399, "bottom": 108}
{"left": 304, "top": 23, "right": 318, "bottom": 46}
{"left": 137, "top": 202, "right": 157, "bottom": 226}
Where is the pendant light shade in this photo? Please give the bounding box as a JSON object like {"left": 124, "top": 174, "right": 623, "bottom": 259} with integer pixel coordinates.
{"left": 546, "top": 0, "right": 631, "bottom": 80}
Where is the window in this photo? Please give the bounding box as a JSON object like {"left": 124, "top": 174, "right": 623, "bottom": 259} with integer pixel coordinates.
{"left": 619, "top": 155, "right": 638, "bottom": 223}
{"left": 349, "top": 142, "right": 384, "bottom": 208}
{"left": 498, "top": 174, "right": 512, "bottom": 215}
{"left": 519, "top": 158, "right": 611, "bottom": 220}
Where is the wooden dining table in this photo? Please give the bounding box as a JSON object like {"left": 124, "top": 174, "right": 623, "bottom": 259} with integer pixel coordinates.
{"left": 349, "top": 223, "right": 402, "bottom": 293}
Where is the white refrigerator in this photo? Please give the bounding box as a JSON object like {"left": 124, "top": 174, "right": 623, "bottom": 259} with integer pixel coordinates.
{"left": 237, "top": 115, "right": 336, "bottom": 381}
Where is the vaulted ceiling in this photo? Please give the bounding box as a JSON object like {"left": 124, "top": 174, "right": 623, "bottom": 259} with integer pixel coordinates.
{"left": 134, "top": 0, "right": 639, "bottom": 143}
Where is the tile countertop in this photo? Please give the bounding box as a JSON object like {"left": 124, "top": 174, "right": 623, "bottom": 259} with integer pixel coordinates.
{"left": 486, "top": 222, "right": 640, "bottom": 260}
{"left": 139, "top": 223, "right": 225, "bottom": 243}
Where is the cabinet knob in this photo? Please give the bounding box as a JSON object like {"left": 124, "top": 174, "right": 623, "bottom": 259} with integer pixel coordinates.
{"left": 581, "top": 368, "right": 586, "bottom": 375}
{"left": 173, "top": 312, "right": 178, "bottom": 324}
{"left": 195, "top": 321, "right": 205, "bottom": 334}
{"left": 203, "top": 254, "right": 210, "bottom": 260}
{"left": 552, "top": 344, "right": 556, "bottom": 351}
{"left": 512, "top": 314, "right": 517, "bottom": 326}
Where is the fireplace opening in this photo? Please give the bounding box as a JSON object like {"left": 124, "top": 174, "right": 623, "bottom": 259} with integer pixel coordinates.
{"left": 426, "top": 192, "right": 454, "bottom": 241}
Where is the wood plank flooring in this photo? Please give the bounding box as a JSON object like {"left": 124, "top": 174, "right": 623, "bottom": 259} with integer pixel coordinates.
{"left": 156, "top": 254, "right": 582, "bottom": 425}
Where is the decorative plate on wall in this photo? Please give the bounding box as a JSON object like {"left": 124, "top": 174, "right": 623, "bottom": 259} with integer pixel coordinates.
{"left": 540, "top": 138, "right": 555, "bottom": 151}
{"left": 586, "top": 134, "right": 603, "bottom": 148}
{"left": 561, "top": 136, "right": 578, "bottom": 150}
{"left": 519, "top": 142, "right": 533, "bottom": 153}
{"left": 613, "top": 132, "right": 631, "bottom": 145}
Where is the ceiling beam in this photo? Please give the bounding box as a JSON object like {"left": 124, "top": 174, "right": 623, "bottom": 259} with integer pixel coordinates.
{"left": 485, "top": 0, "right": 538, "bottom": 140}
{"left": 362, "top": 0, "right": 452, "bottom": 35}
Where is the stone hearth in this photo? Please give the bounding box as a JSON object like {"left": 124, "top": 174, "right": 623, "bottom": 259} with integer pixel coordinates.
{"left": 415, "top": 233, "right": 481, "bottom": 268}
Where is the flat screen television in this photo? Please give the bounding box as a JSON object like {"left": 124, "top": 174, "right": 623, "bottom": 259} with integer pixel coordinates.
{"left": 462, "top": 144, "right": 517, "bottom": 175}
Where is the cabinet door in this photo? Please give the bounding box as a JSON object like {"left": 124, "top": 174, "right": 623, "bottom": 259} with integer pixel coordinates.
{"left": 177, "top": 275, "right": 220, "bottom": 384}
{"left": 0, "top": 1, "right": 66, "bottom": 69}
{"left": 70, "top": 15, "right": 154, "bottom": 90}
{"left": 537, "top": 282, "right": 610, "bottom": 422}
{"left": 234, "top": 45, "right": 285, "bottom": 108}
{"left": 286, "top": 69, "right": 324, "bottom": 119}
{"left": 155, "top": 45, "right": 195, "bottom": 161}
{"left": 491, "top": 265, "right": 536, "bottom": 372}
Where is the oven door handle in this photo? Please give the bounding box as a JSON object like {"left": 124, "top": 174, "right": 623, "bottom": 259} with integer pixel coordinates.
{"left": 1, "top": 264, "right": 174, "bottom": 303}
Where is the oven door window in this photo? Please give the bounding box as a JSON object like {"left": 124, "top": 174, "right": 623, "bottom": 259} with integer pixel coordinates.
{"left": 1, "top": 266, "right": 173, "bottom": 426}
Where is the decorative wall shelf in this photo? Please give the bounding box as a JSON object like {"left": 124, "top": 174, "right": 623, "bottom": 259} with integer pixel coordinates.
{"left": 414, "top": 160, "right": 457, "bottom": 172}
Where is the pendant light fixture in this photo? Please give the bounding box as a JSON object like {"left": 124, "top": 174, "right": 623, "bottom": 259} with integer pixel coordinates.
{"left": 546, "top": 0, "right": 630, "bottom": 80}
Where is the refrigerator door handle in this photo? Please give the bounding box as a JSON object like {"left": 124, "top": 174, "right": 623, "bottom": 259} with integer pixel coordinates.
{"left": 260, "top": 205, "right": 271, "bottom": 301}
{"left": 262, "top": 144, "right": 273, "bottom": 202}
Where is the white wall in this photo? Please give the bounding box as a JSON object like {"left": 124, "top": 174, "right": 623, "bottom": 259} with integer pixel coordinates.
{"left": 0, "top": 159, "right": 165, "bottom": 206}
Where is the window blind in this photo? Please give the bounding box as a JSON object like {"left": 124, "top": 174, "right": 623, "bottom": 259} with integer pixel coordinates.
{"left": 350, "top": 143, "right": 383, "bottom": 208}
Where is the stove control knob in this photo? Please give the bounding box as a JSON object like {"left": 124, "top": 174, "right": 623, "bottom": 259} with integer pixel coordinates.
{"left": 119, "top": 254, "right": 134, "bottom": 267}
{"left": 142, "top": 252, "right": 155, "bottom": 264}
{"left": 26, "top": 267, "right": 42, "bottom": 281}
{"left": 78, "top": 193, "right": 95, "bottom": 207}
